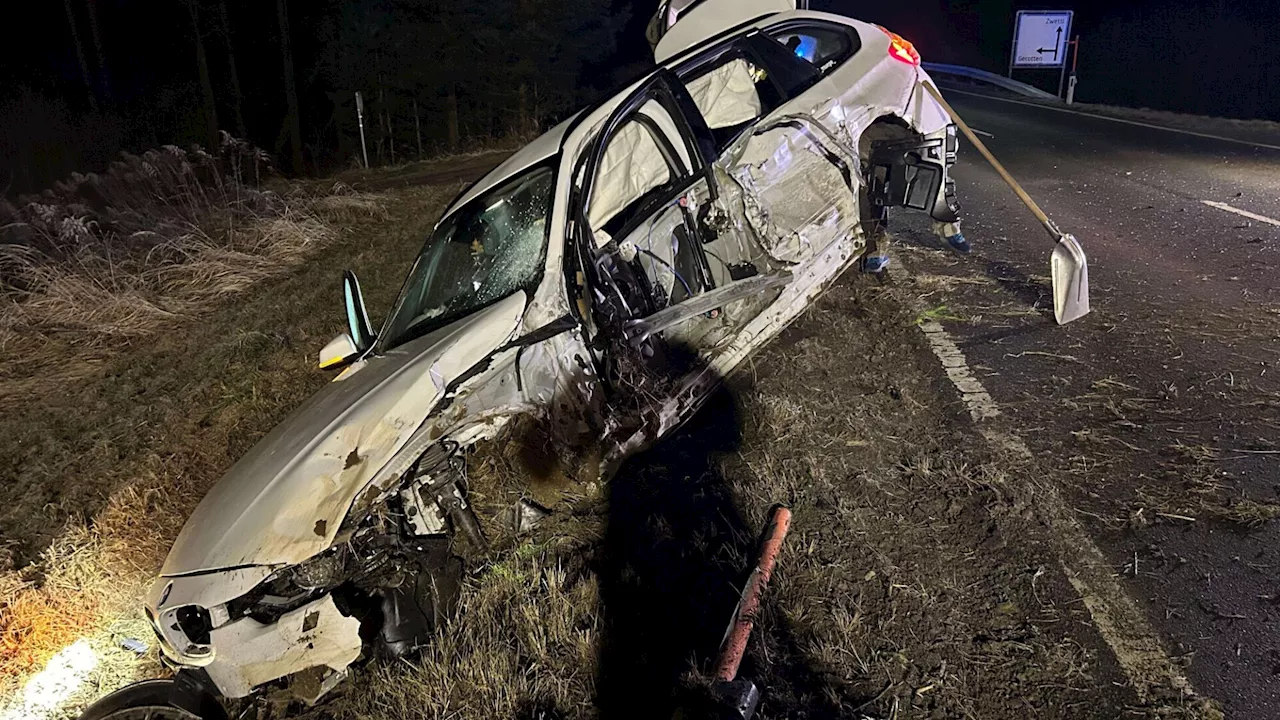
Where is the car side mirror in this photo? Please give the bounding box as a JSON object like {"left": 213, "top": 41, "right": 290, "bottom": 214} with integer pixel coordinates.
{"left": 318, "top": 332, "right": 359, "bottom": 370}
{"left": 318, "top": 270, "right": 375, "bottom": 370}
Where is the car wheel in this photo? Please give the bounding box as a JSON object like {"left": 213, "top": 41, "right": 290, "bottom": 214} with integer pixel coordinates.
{"left": 77, "top": 679, "right": 227, "bottom": 720}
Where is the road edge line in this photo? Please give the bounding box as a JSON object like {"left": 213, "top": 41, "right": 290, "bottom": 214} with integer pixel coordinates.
{"left": 894, "top": 261, "right": 1210, "bottom": 712}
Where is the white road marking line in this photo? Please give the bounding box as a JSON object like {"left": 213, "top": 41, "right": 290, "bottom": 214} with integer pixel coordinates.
{"left": 971, "top": 128, "right": 995, "bottom": 138}
{"left": 901, "top": 264, "right": 1199, "bottom": 705}
{"left": 1202, "top": 200, "right": 1280, "bottom": 227}
{"left": 944, "top": 87, "right": 1280, "bottom": 153}
{"left": 918, "top": 321, "right": 1000, "bottom": 421}
{"left": 920, "top": 317, "right": 1200, "bottom": 703}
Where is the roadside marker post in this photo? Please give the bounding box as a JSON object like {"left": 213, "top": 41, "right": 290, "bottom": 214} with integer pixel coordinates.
{"left": 1007, "top": 10, "right": 1074, "bottom": 98}
{"left": 1066, "top": 35, "right": 1081, "bottom": 104}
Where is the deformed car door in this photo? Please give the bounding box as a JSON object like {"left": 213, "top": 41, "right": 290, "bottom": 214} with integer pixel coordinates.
{"left": 566, "top": 71, "right": 793, "bottom": 405}
{"left": 672, "top": 31, "right": 867, "bottom": 269}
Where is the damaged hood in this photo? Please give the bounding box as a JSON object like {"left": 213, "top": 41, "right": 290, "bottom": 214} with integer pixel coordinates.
{"left": 162, "top": 292, "right": 528, "bottom": 576}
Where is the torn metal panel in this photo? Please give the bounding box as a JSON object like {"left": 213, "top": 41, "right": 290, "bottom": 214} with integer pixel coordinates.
{"left": 202, "top": 595, "right": 362, "bottom": 699}
{"left": 162, "top": 292, "right": 528, "bottom": 573}
{"left": 350, "top": 318, "right": 603, "bottom": 527}
{"left": 513, "top": 328, "right": 604, "bottom": 445}
{"left": 625, "top": 271, "right": 792, "bottom": 343}
{"left": 720, "top": 117, "right": 861, "bottom": 265}
{"left": 608, "top": 220, "right": 860, "bottom": 468}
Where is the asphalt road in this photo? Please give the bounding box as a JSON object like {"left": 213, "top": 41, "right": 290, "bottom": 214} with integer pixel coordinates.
{"left": 900, "top": 89, "right": 1280, "bottom": 718}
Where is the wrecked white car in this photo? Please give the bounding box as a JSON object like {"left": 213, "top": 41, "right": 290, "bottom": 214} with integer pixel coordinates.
{"left": 83, "top": 2, "right": 972, "bottom": 717}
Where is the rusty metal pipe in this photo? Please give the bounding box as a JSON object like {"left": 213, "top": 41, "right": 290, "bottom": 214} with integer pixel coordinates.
{"left": 715, "top": 506, "right": 792, "bottom": 682}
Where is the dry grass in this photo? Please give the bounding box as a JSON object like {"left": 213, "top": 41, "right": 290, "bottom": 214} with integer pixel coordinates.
{"left": 0, "top": 441, "right": 233, "bottom": 698}
{"left": 313, "top": 278, "right": 1175, "bottom": 719}
{"left": 0, "top": 135, "right": 384, "bottom": 407}
{"left": 1130, "top": 448, "right": 1280, "bottom": 530}
{"left": 0, "top": 176, "right": 437, "bottom": 712}
{"left": 319, "top": 541, "right": 602, "bottom": 720}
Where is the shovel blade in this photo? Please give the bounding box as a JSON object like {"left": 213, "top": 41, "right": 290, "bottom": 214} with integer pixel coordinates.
{"left": 1051, "top": 234, "right": 1090, "bottom": 324}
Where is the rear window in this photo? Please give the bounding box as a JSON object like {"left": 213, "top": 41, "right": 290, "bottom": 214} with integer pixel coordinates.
{"left": 766, "top": 23, "right": 861, "bottom": 76}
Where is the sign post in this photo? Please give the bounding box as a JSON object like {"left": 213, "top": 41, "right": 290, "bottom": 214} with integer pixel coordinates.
{"left": 1008, "top": 10, "right": 1074, "bottom": 98}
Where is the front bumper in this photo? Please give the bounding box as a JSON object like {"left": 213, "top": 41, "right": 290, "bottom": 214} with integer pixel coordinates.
{"left": 198, "top": 594, "right": 361, "bottom": 698}
{"left": 147, "top": 570, "right": 363, "bottom": 699}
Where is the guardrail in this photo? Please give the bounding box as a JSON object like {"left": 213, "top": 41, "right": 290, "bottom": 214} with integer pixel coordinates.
{"left": 921, "top": 63, "right": 1061, "bottom": 102}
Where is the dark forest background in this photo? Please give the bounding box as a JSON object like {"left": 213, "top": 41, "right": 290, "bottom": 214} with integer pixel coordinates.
{"left": 2, "top": 0, "right": 1278, "bottom": 194}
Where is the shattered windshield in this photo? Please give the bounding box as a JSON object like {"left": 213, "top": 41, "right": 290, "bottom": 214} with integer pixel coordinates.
{"left": 382, "top": 165, "right": 554, "bottom": 350}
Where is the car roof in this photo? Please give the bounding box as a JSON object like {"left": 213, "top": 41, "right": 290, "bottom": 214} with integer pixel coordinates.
{"left": 654, "top": 0, "right": 794, "bottom": 63}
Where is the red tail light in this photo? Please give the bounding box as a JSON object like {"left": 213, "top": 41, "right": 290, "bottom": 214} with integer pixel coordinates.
{"left": 878, "top": 26, "right": 920, "bottom": 66}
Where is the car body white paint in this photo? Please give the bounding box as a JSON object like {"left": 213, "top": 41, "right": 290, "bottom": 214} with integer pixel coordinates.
{"left": 162, "top": 292, "right": 528, "bottom": 575}
{"left": 202, "top": 595, "right": 362, "bottom": 699}
{"left": 145, "top": 0, "right": 962, "bottom": 701}
{"left": 653, "top": 0, "right": 796, "bottom": 62}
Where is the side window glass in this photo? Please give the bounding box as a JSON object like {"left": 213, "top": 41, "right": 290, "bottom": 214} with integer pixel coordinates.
{"left": 743, "top": 33, "right": 821, "bottom": 101}
{"left": 767, "top": 24, "right": 860, "bottom": 77}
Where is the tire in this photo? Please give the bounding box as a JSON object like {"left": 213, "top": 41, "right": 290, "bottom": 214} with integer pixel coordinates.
{"left": 78, "top": 679, "right": 227, "bottom": 720}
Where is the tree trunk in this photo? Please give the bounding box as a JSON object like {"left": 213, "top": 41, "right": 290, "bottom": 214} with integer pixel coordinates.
{"left": 413, "top": 98, "right": 422, "bottom": 159}
{"left": 85, "top": 0, "right": 110, "bottom": 102}
{"left": 61, "top": 0, "right": 98, "bottom": 112}
{"left": 376, "top": 84, "right": 386, "bottom": 165}
{"left": 216, "top": 0, "right": 246, "bottom": 138}
{"left": 186, "top": 0, "right": 220, "bottom": 151}
{"left": 275, "top": 0, "right": 304, "bottom": 172}
{"left": 518, "top": 83, "right": 528, "bottom": 136}
{"left": 375, "top": 61, "right": 386, "bottom": 165}
{"left": 387, "top": 110, "right": 396, "bottom": 165}
{"left": 445, "top": 84, "right": 459, "bottom": 150}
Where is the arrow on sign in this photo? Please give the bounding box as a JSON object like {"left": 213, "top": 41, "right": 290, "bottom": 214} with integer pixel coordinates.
{"left": 1037, "top": 27, "right": 1063, "bottom": 60}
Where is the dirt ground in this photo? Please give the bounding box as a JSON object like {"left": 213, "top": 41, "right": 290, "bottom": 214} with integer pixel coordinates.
{"left": 0, "top": 158, "right": 1226, "bottom": 718}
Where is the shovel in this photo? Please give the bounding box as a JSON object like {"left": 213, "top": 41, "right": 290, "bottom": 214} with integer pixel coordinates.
{"left": 922, "top": 82, "right": 1090, "bottom": 325}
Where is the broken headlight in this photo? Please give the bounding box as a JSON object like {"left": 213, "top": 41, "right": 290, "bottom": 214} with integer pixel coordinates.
{"left": 150, "top": 603, "right": 215, "bottom": 664}
{"left": 225, "top": 549, "right": 349, "bottom": 625}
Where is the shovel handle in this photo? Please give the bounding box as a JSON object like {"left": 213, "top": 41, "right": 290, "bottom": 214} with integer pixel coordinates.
{"left": 921, "top": 81, "right": 1062, "bottom": 243}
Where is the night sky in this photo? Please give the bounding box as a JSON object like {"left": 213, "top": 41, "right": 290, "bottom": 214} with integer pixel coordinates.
{"left": 3, "top": 0, "right": 1278, "bottom": 192}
